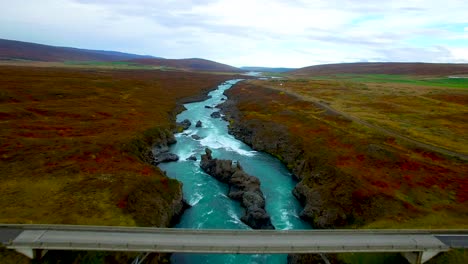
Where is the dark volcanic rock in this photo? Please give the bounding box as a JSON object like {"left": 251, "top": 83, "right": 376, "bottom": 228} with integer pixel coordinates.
{"left": 177, "top": 119, "right": 191, "bottom": 130}
{"left": 153, "top": 152, "right": 179, "bottom": 164}
{"left": 200, "top": 148, "right": 233, "bottom": 182}
{"left": 196, "top": 120, "right": 203, "bottom": 127}
{"left": 146, "top": 130, "right": 179, "bottom": 166}
{"left": 204, "top": 105, "right": 213, "bottom": 109}
{"left": 191, "top": 135, "right": 201, "bottom": 140}
{"left": 187, "top": 155, "right": 197, "bottom": 161}
{"left": 242, "top": 191, "right": 265, "bottom": 209}
{"left": 210, "top": 111, "right": 221, "bottom": 118}
{"left": 241, "top": 207, "right": 273, "bottom": 230}
{"left": 200, "top": 148, "right": 274, "bottom": 229}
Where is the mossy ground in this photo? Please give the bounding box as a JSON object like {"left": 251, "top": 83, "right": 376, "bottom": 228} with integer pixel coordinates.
{"left": 0, "top": 66, "right": 238, "bottom": 262}
{"left": 0, "top": 66, "right": 236, "bottom": 225}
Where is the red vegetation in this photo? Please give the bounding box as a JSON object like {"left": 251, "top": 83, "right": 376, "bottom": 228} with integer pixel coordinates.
{"left": 371, "top": 180, "right": 390, "bottom": 189}
{"left": 226, "top": 81, "right": 468, "bottom": 228}
{"left": 398, "top": 160, "right": 422, "bottom": 171}
{"left": 0, "top": 65, "right": 238, "bottom": 225}
{"left": 428, "top": 93, "right": 468, "bottom": 105}
{"left": 117, "top": 198, "right": 128, "bottom": 209}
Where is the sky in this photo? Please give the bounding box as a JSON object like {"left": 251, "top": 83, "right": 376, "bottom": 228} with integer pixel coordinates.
{"left": 0, "top": 0, "right": 467, "bottom": 68}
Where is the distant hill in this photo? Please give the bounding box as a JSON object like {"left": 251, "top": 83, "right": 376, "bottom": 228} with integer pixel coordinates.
{"left": 240, "top": 67, "right": 296, "bottom": 73}
{"left": 129, "top": 58, "right": 242, "bottom": 72}
{"left": 291, "top": 62, "right": 468, "bottom": 76}
{"left": 0, "top": 38, "right": 241, "bottom": 72}
{"left": 0, "top": 38, "right": 154, "bottom": 62}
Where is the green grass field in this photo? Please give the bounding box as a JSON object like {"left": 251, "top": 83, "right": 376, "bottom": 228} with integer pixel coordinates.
{"left": 311, "top": 74, "right": 468, "bottom": 89}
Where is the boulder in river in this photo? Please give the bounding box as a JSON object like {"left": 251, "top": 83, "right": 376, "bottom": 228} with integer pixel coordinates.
{"left": 196, "top": 120, "right": 202, "bottom": 127}
{"left": 153, "top": 152, "right": 179, "bottom": 165}
{"left": 210, "top": 111, "right": 221, "bottom": 118}
{"left": 187, "top": 155, "right": 197, "bottom": 161}
{"left": 200, "top": 148, "right": 275, "bottom": 229}
{"left": 177, "top": 119, "right": 191, "bottom": 130}
{"left": 204, "top": 105, "right": 213, "bottom": 109}
{"left": 191, "top": 135, "right": 201, "bottom": 140}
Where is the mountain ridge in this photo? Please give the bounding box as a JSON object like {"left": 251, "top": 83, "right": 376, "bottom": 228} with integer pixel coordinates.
{"left": 240, "top": 66, "right": 296, "bottom": 73}
{"left": 128, "top": 57, "right": 242, "bottom": 72}
{"left": 0, "top": 38, "right": 241, "bottom": 72}
{"left": 291, "top": 62, "right": 468, "bottom": 76}
{"left": 0, "top": 38, "right": 154, "bottom": 62}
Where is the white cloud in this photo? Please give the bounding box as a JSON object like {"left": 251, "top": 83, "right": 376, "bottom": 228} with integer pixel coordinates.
{"left": 449, "top": 47, "right": 468, "bottom": 62}
{"left": 1, "top": 0, "right": 467, "bottom": 67}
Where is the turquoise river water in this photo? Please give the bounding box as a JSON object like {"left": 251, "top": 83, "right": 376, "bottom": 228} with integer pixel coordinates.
{"left": 158, "top": 79, "right": 311, "bottom": 264}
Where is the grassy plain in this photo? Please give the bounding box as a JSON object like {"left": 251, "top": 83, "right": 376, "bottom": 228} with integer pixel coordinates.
{"left": 0, "top": 66, "right": 234, "bottom": 226}
{"left": 258, "top": 75, "right": 468, "bottom": 155}
{"left": 312, "top": 74, "right": 468, "bottom": 88}
{"left": 228, "top": 75, "right": 467, "bottom": 229}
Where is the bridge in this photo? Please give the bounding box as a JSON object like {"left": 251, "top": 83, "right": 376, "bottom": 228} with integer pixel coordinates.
{"left": 1, "top": 225, "right": 467, "bottom": 264}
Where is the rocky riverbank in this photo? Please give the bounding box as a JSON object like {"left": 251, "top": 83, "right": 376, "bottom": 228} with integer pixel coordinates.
{"left": 124, "top": 84, "right": 227, "bottom": 227}
{"left": 219, "top": 84, "right": 407, "bottom": 229}
{"left": 120, "top": 125, "right": 187, "bottom": 227}
{"left": 200, "top": 148, "right": 275, "bottom": 229}
{"left": 220, "top": 98, "right": 346, "bottom": 228}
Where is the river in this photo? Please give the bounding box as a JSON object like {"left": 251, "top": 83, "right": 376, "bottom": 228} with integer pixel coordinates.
{"left": 158, "top": 79, "right": 311, "bottom": 264}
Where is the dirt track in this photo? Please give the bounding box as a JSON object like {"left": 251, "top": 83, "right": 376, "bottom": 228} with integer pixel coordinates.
{"left": 266, "top": 85, "right": 468, "bottom": 161}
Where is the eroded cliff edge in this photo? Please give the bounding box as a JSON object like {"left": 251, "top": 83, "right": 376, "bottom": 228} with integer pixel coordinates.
{"left": 123, "top": 126, "right": 188, "bottom": 227}
{"left": 219, "top": 83, "right": 408, "bottom": 228}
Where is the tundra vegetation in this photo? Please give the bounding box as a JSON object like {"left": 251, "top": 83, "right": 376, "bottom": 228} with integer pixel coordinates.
{"left": 0, "top": 65, "right": 237, "bottom": 262}
{"left": 222, "top": 74, "right": 467, "bottom": 263}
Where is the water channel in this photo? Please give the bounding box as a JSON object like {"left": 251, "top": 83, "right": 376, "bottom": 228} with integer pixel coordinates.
{"left": 158, "top": 79, "right": 311, "bottom": 263}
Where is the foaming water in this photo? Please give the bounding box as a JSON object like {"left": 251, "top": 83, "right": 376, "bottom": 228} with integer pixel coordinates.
{"left": 199, "top": 135, "right": 257, "bottom": 157}
{"left": 158, "top": 79, "right": 311, "bottom": 263}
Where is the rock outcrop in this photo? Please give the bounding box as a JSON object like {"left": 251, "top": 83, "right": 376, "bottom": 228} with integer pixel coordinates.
{"left": 153, "top": 152, "right": 179, "bottom": 164}
{"left": 187, "top": 155, "right": 197, "bottom": 161}
{"left": 146, "top": 129, "right": 179, "bottom": 165}
{"left": 191, "top": 135, "right": 201, "bottom": 140}
{"left": 177, "top": 119, "right": 191, "bottom": 130}
{"left": 200, "top": 148, "right": 275, "bottom": 229}
{"left": 210, "top": 111, "right": 221, "bottom": 118}
{"left": 196, "top": 120, "right": 203, "bottom": 127}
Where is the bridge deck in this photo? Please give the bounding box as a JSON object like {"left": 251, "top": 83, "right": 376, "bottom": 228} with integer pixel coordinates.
{"left": 2, "top": 225, "right": 465, "bottom": 254}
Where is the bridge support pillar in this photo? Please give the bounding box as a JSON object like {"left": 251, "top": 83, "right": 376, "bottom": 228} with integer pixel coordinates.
{"left": 403, "top": 250, "right": 442, "bottom": 264}
{"left": 132, "top": 252, "right": 150, "bottom": 264}
{"left": 15, "top": 248, "right": 48, "bottom": 259}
